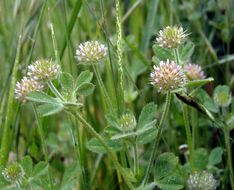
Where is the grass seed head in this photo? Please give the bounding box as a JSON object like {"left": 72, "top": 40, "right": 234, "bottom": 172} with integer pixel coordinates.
{"left": 150, "top": 59, "right": 186, "bottom": 92}
{"left": 156, "top": 26, "right": 187, "bottom": 49}
{"left": 75, "top": 41, "right": 108, "bottom": 64}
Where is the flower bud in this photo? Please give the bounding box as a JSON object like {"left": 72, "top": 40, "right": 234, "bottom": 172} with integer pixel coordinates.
{"left": 15, "top": 77, "right": 44, "bottom": 102}
{"left": 27, "top": 59, "right": 60, "bottom": 81}
{"left": 187, "top": 171, "right": 217, "bottom": 190}
{"left": 184, "top": 63, "right": 205, "bottom": 80}
{"left": 156, "top": 26, "right": 187, "bottom": 49}
{"left": 119, "top": 113, "right": 136, "bottom": 131}
{"left": 75, "top": 41, "right": 107, "bottom": 64}
{"left": 150, "top": 59, "right": 185, "bottom": 92}
{"left": 2, "top": 162, "right": 24, "bottom": 183}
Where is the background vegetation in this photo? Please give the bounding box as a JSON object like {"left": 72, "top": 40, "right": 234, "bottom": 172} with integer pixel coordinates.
{"left": 0, "top": 0, "right": 233, "bottom": 189}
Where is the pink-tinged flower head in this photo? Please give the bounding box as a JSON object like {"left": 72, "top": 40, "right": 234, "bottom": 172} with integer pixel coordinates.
{"left": 27, "top": 59, "right": 60, "bottom": 81}
{"left": 75, "top": 41, "right": 108, "bottom": 64}
{"left": 156, "top": 26, "right": 187, "bottom": 49}
{"left": 15, "top": 77, "right": 44, "bottom": 102}
{"left": 184, "top": 63, "right": 205, "bottom": 80}
{"left": 150, "top": 59, "right": 185, "bottom": 92}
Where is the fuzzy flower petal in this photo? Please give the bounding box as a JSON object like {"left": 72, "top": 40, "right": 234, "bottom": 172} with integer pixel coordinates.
{"left": 27, "top": 59, "right": 60, "bottom": 81}
{"left": 187, "top": 171, "right": 218, "bottom": 190}
{"left": 156, "top": 26, "right": 187, "bottom": 49}
{"left": 15, "top": 77, "right": 44, "bottom": 102}
{"left": 150, "top": 59, "right": 186, "bottom": 92}
{"left": 184, "top": 63, "right": 205, "bottom": 80}
{"left": 75, "top": 41, "right": 107, "bottom": 64}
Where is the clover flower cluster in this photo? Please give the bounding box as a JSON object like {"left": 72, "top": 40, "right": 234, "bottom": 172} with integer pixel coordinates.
{"left": 119, "top": 113, "right": 136, "bottom": 131}
{"left": 150, "top": 60, "right": 186, "bottom": 92}
{"left": 156, "top": 26, "right": 187, "bottom": 49}
{"left": 15, "top": 59, "right": 60, "bottom": 102}
{"left": 184, "top": 63, "right": 205, "bottom": 80}
{"left": 187, "top": 171, "right": 217, "bottom": 190}
{"left": 75, "top": 41, "right": 108, "bottom": 64}
{"left": 2, "top": 162, "right": 25, "bottom": 183}
{"left": 27, "top": 59, "right": 60, "bottom": 81}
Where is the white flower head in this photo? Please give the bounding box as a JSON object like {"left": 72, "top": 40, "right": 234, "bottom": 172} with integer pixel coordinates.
{"left": 15, "top": 77, "right": 44, "bottom": 102}
{"left": 156, "top": 26, "right": 188, "bottom": 49}
{"left": 187, "top": 171, "right": 218, "bottom": 190}
{"left": 150, "top": 59, "right": 186, "bottom": 92}
{"left": 119, "top": 113, "right": 137, "bottom": 131}
{"left": 27, "top": 59, "right": 60, "bottom": 81}
{"left": 75, "top": 41, "right": 108, "bottom": 64}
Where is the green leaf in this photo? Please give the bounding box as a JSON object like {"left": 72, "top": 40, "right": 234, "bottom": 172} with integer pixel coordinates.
{"left": 155, "top": 152, "right": 179, "bottom": 180}
{"left": 213, "top": 85, "right": 232, "bottom": 107}
{"left": 37, "top": 103, "right": 64, "bottom": 117}
{"left": 76, "top": 83, "right": 95, "bottom": 96}
{"left": 21, "top": 156, "right": 33, "bottom": 176}
{"left": 137, "top": 126, "right": 157, "bottom": 145}
{"left": 111, "top": 131, "right": 136, "bottom": 140}
{"left": 75, "top": 70, "right": 93, "bottom": 89}
{"left": 196, "top": 89, "right": 219, "bottom": 113}
{"left": 155, "top": 174, "right": 184, "bottom": 190}
{"left": 61, "top": 163, "right": 80, "bottom": 190}
{"left": 59, "top": 72, "right": 74, "bottom": 91}
{"left": 32, "top": 161, "right": 49, "bottom": 179}
{"left": 87, "top": 137, "right": 122, "bottom": 153}
{"left": 152, "top": 44, "right": 174, "bottom": 61}
{"left": 178, "top": 41, "right": 195, "bottom": 63}
{"left": 138, "top": 102, "right": 157, "bottom": 129}
{"left": 27, "top": 91, "right": 60, "bottom": 104}
{"left": 208, "top": 147, "right": 223, "bottom": 166}
{"left": 194, "top": 148, "right": 208, "bottom": 170}
{"left": 122, "top": 168, "right": 137, "bottom": 183}
{"left": 185, "top": 77, "right": 214, "bottom": 88}
{"left": 105, "top": 114, "right": 122, "bottom": 130}
{"left": 136, "top": 183, "right": 157, "bottom": 190}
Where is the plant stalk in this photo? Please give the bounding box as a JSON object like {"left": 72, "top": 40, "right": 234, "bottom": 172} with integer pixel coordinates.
{"left": 182, "top": 104, "right": 194, "bottom": 172}
{"left": 75, "top": 112, "right": 135, "bottom": 190}
{"left": 47, "top": 80, "right": 65, "bottom": 101}
{"left": 141, "top": 92, "right": 171, "bottom": 185}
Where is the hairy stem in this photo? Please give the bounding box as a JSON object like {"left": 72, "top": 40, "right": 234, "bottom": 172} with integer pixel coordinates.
{"left": 182, "top": 104, "right": 194, "bottom": 172}
{"left": 47, "top": 80, "right": 65, "bottom": 101}
{"left": 33, "top": 104, "right": 54, "bottom": 190}
{"left": 142, "top": 92, "right": 171, "bottom": 185}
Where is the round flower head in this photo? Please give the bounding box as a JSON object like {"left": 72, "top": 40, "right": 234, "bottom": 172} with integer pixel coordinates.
{"left": 27, "top": 59, "right": 60, "bottom": 81}
{"left": 187, "top": 171, "right": 217, "bottom": 190}
{"left": 2, "top": 162, "right": 24, "bottom": 183}
{"left": 75, "top": 41, "right": 107, "bottom": 64}
{"left": 119, "top": 113, "right": 136, "bottom": 132}
{"left": 150, "top": 59, "right": 186, "bottom": 92}
{"left": 184, "top": 63, "right": 205, "bottom": 80}
{"left": 156, "top": 26, "right": 187, "bottom": 49}
{"left": 15, "top": 77, "right": 44, "bottom": 102}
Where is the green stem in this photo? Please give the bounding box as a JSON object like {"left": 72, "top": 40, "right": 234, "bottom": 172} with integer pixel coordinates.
{"left": 75, "top": 112, "right": 135, "bottom": 190}
{"left": 142, "top": 92, "right": 171, "bottom": 185}
{"left": 47, "top": 80, "right": 65, "bottom": 101}
{"left": 224, "top": 126, "right": 234, "bottom": 190}
{"left": 115, "top": 0, "right": 124, "bottom": 115}
{"left": 133, "top": 139, "right": 138, "bottom": 176}
{"left": 174, "top": 49, "right": 180, "bottom": 65}
{"left": 32, "top": 104, "right": 54, "bottom": 190}
{"left": 92, "top": 65, "right": 113, "bottom": 111}
{"left": 70, "top": 115, "right": 89, "bottom": 190}
{"left": 0, "top": 35, "right": 21, "bottom": 169}
{"left": 182, "top": 104, "right": 194, "bottom": 172}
